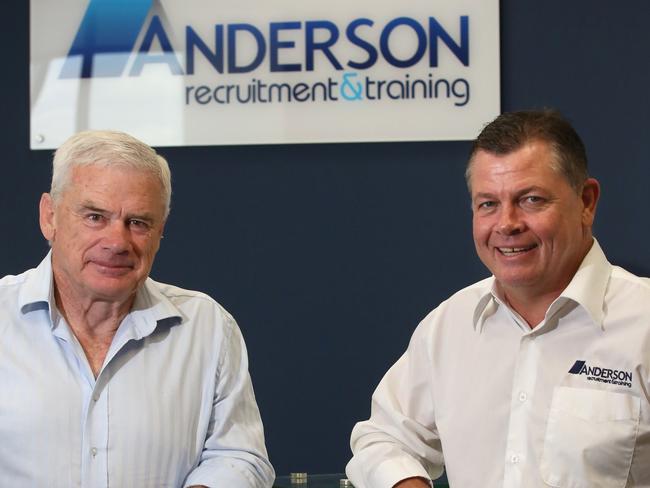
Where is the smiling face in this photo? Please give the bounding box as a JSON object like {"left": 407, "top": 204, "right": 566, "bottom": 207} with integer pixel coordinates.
{"left": 470, "top": 140, "right": 599, "bottom": 303}
{"left": 39, "top": 164, "right": 167, "bottom": 308}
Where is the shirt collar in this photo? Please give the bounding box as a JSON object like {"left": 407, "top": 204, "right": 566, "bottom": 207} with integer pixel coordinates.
{"left": 472, "top": 238, "right": 611, "bottom": 332}
{"left": 472, "top": 282, "right": 497, "bottom": 332}
{"left": 128, "top": 278, "right": 183, "bottom": 339}
{"left": 18, "top": 252, "right": 183, "bottom": 337}
{"left": 18, "top": 251, "right": 55, "bottom": 317}
{"left": 552, "top": 238, "right": 610, "bottom": 329}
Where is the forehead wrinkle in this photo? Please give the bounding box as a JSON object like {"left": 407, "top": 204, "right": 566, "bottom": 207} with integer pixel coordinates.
{"left": 78, "top": 199, "right": 107, "bottom": 211}
{"left": 71, "top": 197, "right": 159, "bottom": 224}
{"left": 63, "top": 165, "right": 167, "bottom": 223}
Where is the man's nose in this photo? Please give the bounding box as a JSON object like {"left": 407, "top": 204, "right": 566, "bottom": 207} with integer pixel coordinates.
{"left": 102, "top": 221, "right": 130, "bottom": 253}
{"left": 496, "top": 204, "right": 524, "bottom": 235}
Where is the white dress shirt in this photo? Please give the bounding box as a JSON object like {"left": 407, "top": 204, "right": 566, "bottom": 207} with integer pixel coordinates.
{"left": 347, "top": 240, "right": 650, "bottom": 488}
{"left": 0, "top": 253, "right": 274, "bottom": 488}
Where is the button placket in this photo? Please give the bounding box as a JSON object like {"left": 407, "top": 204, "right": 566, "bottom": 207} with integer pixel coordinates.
{"left": 502, "top": 334, "right": 539, "bottom": 488}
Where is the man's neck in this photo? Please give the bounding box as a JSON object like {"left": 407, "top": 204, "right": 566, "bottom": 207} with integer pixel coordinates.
{"left": 501, "top": 289, "right": 560, "bottom": 328}
{"left": 54, "top": 284, "right": 134, "bottom": 377}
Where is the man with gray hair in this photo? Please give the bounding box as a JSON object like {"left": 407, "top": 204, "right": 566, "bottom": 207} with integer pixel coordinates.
{"left": 347, "top": 110, "right": 650, "bottom": 487}
{"left": 0, "top": 131, "right": 274, "bottom": 487}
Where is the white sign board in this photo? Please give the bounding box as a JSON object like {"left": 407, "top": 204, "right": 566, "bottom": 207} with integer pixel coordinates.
{"left": 30, "top": 0, "right": 500, "bottom": 148}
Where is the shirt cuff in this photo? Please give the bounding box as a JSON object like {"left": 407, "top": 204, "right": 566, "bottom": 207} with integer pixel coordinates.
{"left": 367, "top": 456, "right": 432, "bottom": 488}
{"left": 183, "top": 465, "right": 260, "bottom": 488}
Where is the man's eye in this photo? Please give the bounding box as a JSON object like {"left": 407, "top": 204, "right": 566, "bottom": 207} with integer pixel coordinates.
{"left": 523, "top": 196, "right": 544, "bottom": 204}
{"left": 86, "top": 213, "right": 104, "bottom": 223}
{"left": 128, "top": 219, "right": 150, "bottom": 230}
{"left": 478, "top": 201, "right": 496, "bottom": 209}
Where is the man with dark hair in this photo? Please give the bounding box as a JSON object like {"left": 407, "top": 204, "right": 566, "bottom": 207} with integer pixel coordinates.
{"left": 347, "top": 110, "right": 650, "bottom": 487}
{"left": 466, "top": 109, "right": 589, "bottom": 192}
{"left": 0, "top": 131, "right": 274, "bottom": 487}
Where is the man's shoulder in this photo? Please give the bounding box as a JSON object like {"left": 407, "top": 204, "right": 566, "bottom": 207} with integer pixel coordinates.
{"left": 419, "top": 276, "right": 493, "bottom": 324}
{"left": 454, "top": 275, "right": 494, "bottom": 295}
{"left": 144, "top": 278, "right": 236, "bottom": 323}
{"left": 0, "top": 255, "right": 52, "bottom": 304}
{"left": 0, "top": 267, "right": 35, "bottom": 293}
{"left": 146, "top": 278, "right": 213, "bottom": 301}
{"left": 443, "top": 276, "right": 494, "bottom": 307}
{"left": 609, "top": 264, "right": 650, "bottom": 296}
{"left": 409, "top": 276, "right": 493, "bottom": 346}
{"left": 610, "top": 264, "right": 650, "bottom": 282}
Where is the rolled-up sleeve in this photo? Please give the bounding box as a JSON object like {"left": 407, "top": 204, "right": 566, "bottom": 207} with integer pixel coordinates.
{"left": 346, "top": 322, "right": 443, "bottom": 488}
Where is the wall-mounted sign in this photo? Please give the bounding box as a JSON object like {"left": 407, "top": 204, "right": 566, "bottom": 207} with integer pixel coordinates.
{"left": 30, "top": 0, "right": 499, "bottom": 148}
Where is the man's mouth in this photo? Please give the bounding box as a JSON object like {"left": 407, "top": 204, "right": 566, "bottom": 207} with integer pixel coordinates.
{"left": 91, "top": 261, "right": 134, "bottom": 272}
{"left": 94, "top": 261, "right": 131, "bottom": 267}
{"left": 497, "top": 244, "right": 537, "bottom": 256}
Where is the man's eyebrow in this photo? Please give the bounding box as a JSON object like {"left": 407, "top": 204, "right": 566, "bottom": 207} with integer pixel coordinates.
{"left": 472, "top": 192, "right": 496, "bottom": 202}
{"left": 473, "top": 186, "right": 548, "bottom": 200}
{"left": 515, "top": 186, "right": 548, "bottom": 196}
{"left": 75, "top": 201, "right": 107, "bottom": 213}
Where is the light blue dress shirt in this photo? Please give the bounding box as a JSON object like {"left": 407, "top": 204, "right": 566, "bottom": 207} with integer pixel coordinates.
{"left": 0, "top": 253, "right": 275, "bottom": 488}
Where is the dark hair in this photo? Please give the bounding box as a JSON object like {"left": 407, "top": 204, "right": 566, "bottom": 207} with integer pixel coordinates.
{"left": 466, "top": 109, "right": 588, "bottom": 192}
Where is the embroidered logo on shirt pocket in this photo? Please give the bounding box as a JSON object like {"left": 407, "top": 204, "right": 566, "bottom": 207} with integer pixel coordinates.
{"left": 540, "top": 386, "right": 640, "bottom": 488}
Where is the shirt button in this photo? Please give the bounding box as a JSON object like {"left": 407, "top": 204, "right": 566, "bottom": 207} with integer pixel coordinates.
{"left": 518, "top": 392, "right": 528, "bottom": 402}
{"left": 91, "top": 447, "right": 98, "bottom": 457}
{"left": 93, "top": 393, "right": 99, "bottom": 402}
{"left": 511, "top": 454, "right": 520, "bottom": 464}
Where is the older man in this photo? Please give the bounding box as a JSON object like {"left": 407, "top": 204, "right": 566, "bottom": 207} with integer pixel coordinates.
{"left": 347, "top": 110, "right": 650, "bottom": 487}
{"left": 0, "top": 131, "right": 274, "bottom": 487}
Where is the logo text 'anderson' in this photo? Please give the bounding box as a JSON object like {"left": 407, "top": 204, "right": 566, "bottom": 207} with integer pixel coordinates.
{"left": 568, "top": 360, "right": 633, "bottom": 388}
{"left": 60, "top": 0, "right": 470, "bottom": 78}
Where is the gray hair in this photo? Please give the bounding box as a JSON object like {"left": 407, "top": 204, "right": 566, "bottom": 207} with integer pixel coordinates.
{"left": 50, "top": 130, "right": 172, "bottom": 218}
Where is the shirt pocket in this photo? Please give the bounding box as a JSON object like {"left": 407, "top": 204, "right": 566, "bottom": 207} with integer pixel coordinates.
{"left": 540, "top": 386, "right": 640, "bottom": 488}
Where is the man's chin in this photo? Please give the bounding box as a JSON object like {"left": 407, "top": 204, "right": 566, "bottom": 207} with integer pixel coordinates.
{"left": 494, "top": 274, "right": 540, "bottom": 293}
{"left": 84, "top": 279, "right": 139, "bottom": 303}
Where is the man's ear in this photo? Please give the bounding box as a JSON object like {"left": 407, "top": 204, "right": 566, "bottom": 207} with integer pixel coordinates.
{"left": 581, "top": 177, "right": 600, "bottom": 227}
{"left": 39, "top": 193, "right": 56, "bottom": 242}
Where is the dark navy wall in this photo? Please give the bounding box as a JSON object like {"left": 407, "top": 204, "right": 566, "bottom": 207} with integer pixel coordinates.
{"left": 2, "top": 1, "right": 649, "bottom": 476}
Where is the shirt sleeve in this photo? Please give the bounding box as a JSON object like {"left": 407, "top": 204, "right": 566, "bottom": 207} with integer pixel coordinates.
{"left": 183, "top": 314, "right": 275, "bottom": 488}
{"left": 346, "top": 320, "right": 444, "bottom": 488}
